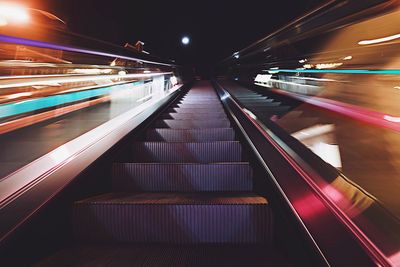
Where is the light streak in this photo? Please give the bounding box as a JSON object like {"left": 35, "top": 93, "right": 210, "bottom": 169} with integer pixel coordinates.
{"left": 0, "top": 72, "right": 171, "bottom": 89}
{"left": 358, "top": 33, "right": 400, "bottom": 45}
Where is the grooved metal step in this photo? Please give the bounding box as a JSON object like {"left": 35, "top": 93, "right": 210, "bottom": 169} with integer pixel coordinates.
{"left": 180, "top": 98, "right": 221, "bottom": 100}
{"left": 169, "top": 107, "right": 227, "bottom": 114}
{"left": 177, "top": 104, "right": 224, "bottom": 109}
{"left": 146, "top": 128, "right": 235, "bottom": 142}
{"left": 131, "top": 141, "right": 243, "bottom": 163}
{"left": 112, "top": 163, "right": 253, "bottom": 192}
{"left": 160, "top": 112, "right": 227, "bottom": 120}
{"left": 152, "top": 119, "right": 230, "bottom": 129}
{"left": 65, "top": 82, "right": 276, "bottom": 257}
{"left": 239, "top": 99, "right": 274, "bottom": 103}
{"left": 179, "top": 100, "right": 222, "bottom": 104}
{"left": 73, "top": 192, "right": 272, "bottom": 244}
{"left": 232, "top": 94, "right": 263, "bottom": 97}
{"left": 36, "top": 244, "right": 287, "bottom": 267}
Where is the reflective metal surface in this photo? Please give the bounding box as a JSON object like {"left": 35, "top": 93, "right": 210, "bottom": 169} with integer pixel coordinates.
{"left": 0, "top": 9, "right": 185, "bottom": 179}
{"left": 218, "top": 1, "right": 400, "bottom": 265}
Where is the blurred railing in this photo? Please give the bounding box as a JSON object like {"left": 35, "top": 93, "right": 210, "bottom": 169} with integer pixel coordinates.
{"left": 0, "top": 3, "right": 191, "bottom": 243}
{"left": 217, "top": 0, "right": 400, "bottom": 265}
{"left": 0, "top": 4, "right": 190, "bottom": 178}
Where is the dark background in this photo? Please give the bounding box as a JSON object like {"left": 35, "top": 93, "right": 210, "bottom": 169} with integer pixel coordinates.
{"left": 20, "top": 0, "right": 323, "bottom": 70}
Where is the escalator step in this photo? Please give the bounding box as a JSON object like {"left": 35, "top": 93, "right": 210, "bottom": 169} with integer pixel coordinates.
{"left": 112, "top": 163, "right": 253, "bottom": 192}
{"left": 179, "top": 100, "right": 222, "bottom": 104}
{"left": 160, "top": 112, "right": 227, "bottom": 120}
{"left": 239, "top": 99, "right": 273, "bottom": 103}
{"left": 131, "top": 141, "right": 243, "bottom": 163}
{"left": 146, "top": 128, "right": 235, "bottom": 142}
{"left": 152, "top": 119, "right": 230, "bottom": 128}
{"left": 177, "top": 104, "right": 224, "bottom": 109}
{"left": 236, "top": 95, "right": 266, "bottom": 99}
{"left": 181, "top": 98, "right": 220, "bottom": 101}
{"left": 73, "top": 192, "right": 272, "bottom": 244}
{"left": 36, "top": 244, "right": 288, "bottom": 267}
{"left": 168, "top": 107, "right": 226, "bottom": 114}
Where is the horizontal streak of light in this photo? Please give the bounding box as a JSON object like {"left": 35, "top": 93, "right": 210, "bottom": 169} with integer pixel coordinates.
{"left": 0, "top": 72, "right": 171, "bottom": 89}
{"left": 291, "top": 124, "right": 335, "bottom": 141}
{"left": 6, "top": 92, "right": 32, "bottom": 99}
{"left": 0, "top": 73, "right": 99, "bottom": 80}
{"left": 289, "top": 76, "right": 336, "bottom": 82}
{"left": 269, "top": 88, "right": 400, "bottom": 133}
{"left": 0, "top": 34, "right": 174, "bottom": 67}
{"left": 270, "top": 69, "right": 400, "bottom": 75}
{"left": 0, "top": 94, "right": 111, "bottom": 135}
{"left": 268, "top": 79, "right": 319, "bottom": 88}
{"left": 0, "top": 81, "right": 143, "bottom": 119}
{"left": 0, "top": 83, "right": 182, "bottom": 226}
{"left": 383, "top": 115, "right": 400, "bottom": 123}
{"left": 358, "top": 33, "right": 400, "bottom": 45}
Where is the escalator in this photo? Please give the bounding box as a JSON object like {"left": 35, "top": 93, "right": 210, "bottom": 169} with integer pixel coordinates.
{"left": 218, "top": 81, "right": 320, "bottom": 127}
{"left": 35, "top": 81, "right": 291, "bottom": 266}
{"left": 1, "top": 81, "right": 382, "bottom": 266}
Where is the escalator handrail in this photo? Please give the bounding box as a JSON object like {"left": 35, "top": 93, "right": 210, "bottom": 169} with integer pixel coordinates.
{"left": 0, "top": 84, "right": 184, "bottom": 245}
{"left": 213, "top": 80, "right": 391, "bottom": 267}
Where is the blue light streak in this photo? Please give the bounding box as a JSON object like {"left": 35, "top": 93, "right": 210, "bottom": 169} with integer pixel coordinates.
{"left": 269, "top": 69, "right": 400, "bottom": 75}
{"left": 0, "top": 81, "right": 143, "bottom": 119}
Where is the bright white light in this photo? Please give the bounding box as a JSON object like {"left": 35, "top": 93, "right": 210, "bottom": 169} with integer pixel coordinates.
{"left": 268, "top": 67, "right": 280, "bottom": 74}
{"left": 384, "top": 115, "right": 400, "bottom": 123}
{"left": 0, "top": 17, "right": 7, "bottom": 27}
{"left": 315, "top": 62, "right": 343, "bottom": 69}
{"left": 243, "top": 109, "right": 257, "bottom": 120}
{"left": 299, "top": 59, "right": 307, "bottom": 63}
{"left": 72, "top": 68, "right": 113, "bottom": 75}
{"left": 170, "top": 76, "right": 178, "bottom": 86}
{"left": 221, "top": 93, "right": 229, "bottom": 101}
{"left": 343, "top": 56, "right": 353, "bottom": 60}
{"left": 181, "top": 36, "right": 190, "bottom": 45}
{"left": 255, "top": 74, "right": 272, "bottom": 83}
{"left": 50, "top": 145, "right": 71, "bottom": 165}
{"left": 292, "top": 124, "right": 335, "bottom": 141}
{"left": 0, "top": 72, "right": 172, "bottom": 89}
{"left": 312, "top": 142, "right": 342, "bottom": 168}
{"left": 358, "top": 33, "right": 400, "bottom": 45}
{"left": 0, "top": 3, "right": 30, "bottom": 24}
{"left": 292, "top": 124, "right": 342, "bottom": 168}
{"left": 6, "top": 92, "right": 32, "bottom": 100}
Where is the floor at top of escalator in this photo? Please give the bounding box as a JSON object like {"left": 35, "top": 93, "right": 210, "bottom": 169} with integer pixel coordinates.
{"left": 34, "top": 244, "right": 291, "bottom": 267}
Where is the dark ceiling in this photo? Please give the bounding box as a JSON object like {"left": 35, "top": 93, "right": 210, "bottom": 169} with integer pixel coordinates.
{"left": 25, "top": 0, "right": 324, "bottom": 68}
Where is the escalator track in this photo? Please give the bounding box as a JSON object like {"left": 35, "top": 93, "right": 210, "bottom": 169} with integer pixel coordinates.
{"left": 36, "top": 81, "right": 288, "bottom": 266}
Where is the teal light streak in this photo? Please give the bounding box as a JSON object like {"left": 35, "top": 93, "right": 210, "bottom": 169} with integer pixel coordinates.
{"left": 270, "top": 69, "right": 400, "bottom": 75}
{"left": 0, "top": 81, "right": 143, "bottom": 119}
